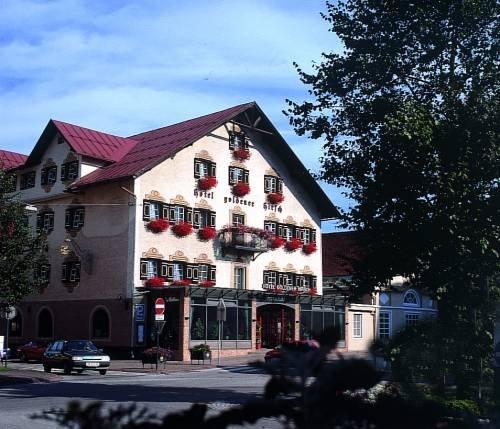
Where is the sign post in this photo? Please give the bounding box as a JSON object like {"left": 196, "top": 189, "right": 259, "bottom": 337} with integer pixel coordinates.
{"left": 154, "top": 298, "right": 166, "bottom": 371}
{"left": 1, "top": 307, "right": 16, "bottom": 367}
{"left": 217, "top": 299, "right": 226, "bottom": 367}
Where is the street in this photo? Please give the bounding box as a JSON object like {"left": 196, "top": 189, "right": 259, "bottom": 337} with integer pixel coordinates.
{"left": 0, "top": 364, "right": 279, "bottom": 429}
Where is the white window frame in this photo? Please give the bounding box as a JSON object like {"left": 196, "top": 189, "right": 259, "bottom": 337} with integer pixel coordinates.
{"left": 173, "top": 263, "right": 183, "bottom": 281}
{"left": 353, "top": 313, "right": 363, "bottom": 338}
{"left": 405, "top": 313, "right": 420, "bottom": 327}
{"left": 403, "top": 290, "right": 420, "bottom": 307}
{"left": 199, "top": 264, "right": 209, "bottom": 282}
{"left": 230, "top": 167, "right": 244, "bottom": 184}
{"left": 378, "top": 311, "right": 391, "bottom": 339}
{"left": 232, "top": 213, "right": 245, "bottom": 227}
{"left": 173, "top": 206, "right": 185, "bottom": 223}
{"left": 234, "top": 267, "right": 245, "bottom": 289}
{"left": 146, "top": 260, "right": 158, "bottom": 279}
{"left": 150, "top": 202, "right": 160, "bottom": 220}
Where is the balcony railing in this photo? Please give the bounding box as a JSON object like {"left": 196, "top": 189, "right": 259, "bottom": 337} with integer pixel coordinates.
{"left": 218, "top": 226, "right": 273, "bottom": 258}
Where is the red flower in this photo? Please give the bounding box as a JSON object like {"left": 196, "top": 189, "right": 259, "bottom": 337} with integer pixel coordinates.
{"left": 232, "top": 148, "right": 251, "bottom": 161}
{"left": 270, "top": 236, "right": 285, "bottom": 249}
{"left": 302, "top": 242, "right": 317, "bottom": 255}
{"left": 145, "top": 276, "right": 164, "bottom": 287}
{"left": 199, "top": 280, "right": 215, "bottom": 287}
{"left": 285, "top": 238, "right": 302, "bottom": 252}
{"left": 267, "top": 192, "right": 284, "bottom": 204}
{"left": 309, "top": 288, "right": 318, "bottom": 296}
{"left": 172, "top": 221, "right": 193, "bottom": 237}
{"left": 288, "top": 290, "right": 300, "bottom": 296}
{"left": 172, "top": 279, "right": 191, "bottom": 286}
{"left": 232, "top": 182, "right": 250, "bottom": 197}
{"left": 198, "top": 176, "right": 218, "bottom": 190}
{"left": 198, "top": 226, "right": 217, "bottom": 241}
{"left": 147, "top": 218, "right": 169, "bottom": 233}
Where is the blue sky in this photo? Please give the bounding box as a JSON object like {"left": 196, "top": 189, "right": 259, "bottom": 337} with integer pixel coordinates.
{"left": 0, "top": 0, "right": 348, "bottom": 230}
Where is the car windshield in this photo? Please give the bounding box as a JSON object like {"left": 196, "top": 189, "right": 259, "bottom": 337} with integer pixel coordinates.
{"left": 65, "top": 341, "right": 98, "bottom": 352}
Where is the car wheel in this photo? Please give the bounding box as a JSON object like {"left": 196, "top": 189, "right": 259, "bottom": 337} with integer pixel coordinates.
{"left": 19, "top": 352, "right": 27, "bottom": 363}
{"left": 99, "top": 369, "right": 107, "bottom": 376}
{"left": 43, "top": 365, "right": 51, "bottom": 373}
{"left": 63, "top": 363, "right": 72, "bottom": 375}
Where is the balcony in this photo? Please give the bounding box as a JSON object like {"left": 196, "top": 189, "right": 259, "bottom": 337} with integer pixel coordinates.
{"left": 218, "top": 226, "right": 272, "bottom": 260}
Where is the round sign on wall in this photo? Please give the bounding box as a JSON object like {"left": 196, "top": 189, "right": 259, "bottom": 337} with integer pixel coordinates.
{"left": 154, "top": 298, "right": 165, "bottom": 315}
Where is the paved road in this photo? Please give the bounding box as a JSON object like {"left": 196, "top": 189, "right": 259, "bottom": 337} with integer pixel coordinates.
{"left": 0, "top": 364, "right": 279, "bottom": 429}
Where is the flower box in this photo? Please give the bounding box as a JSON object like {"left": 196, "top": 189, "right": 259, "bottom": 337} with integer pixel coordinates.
{"left": 147, "top": 219, "right": 169, "bottom": 233}
{"left": 302, "top": 242, "right": 317, "bottom": 255}
{"left": 199, "top": 280, "right": 215, "bottom": 287}
{"left": 270, "top": 236, "right": 285, "bottom": 249}
{"left": 198, "top": 176, "right": 218, "bottom": 191}
{"left": 172, "top": 221, "right": 193, "bottom": 237}
{"left": 198, "top": 226, "right": 217, "bottom": 241}
{"left": 145, "top": 276, "right": 164, "bottom": 287}
{"left": 267, "top": 192, "right": 284, "bottom": 204}
{"left": 309, "top": 288, "right": 318, "bottom": 296}
{"left": 285, "top": 238, "right": 303, "bottom": 252}
{"left": 171, "top": 279, "right": 191, "bottom": 286}
{"left": 232, "top": 182, "right": 250, "bottom": 197}
{"left": 232, "top": 148, "right": 251, "bottom": 161}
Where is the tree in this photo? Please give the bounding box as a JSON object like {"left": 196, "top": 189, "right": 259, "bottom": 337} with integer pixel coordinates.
{"left": 0, "top": 169, "right": 47, "bottom": 310}
{"left": 287, "top": 0, "right": 499, "bottom": 399}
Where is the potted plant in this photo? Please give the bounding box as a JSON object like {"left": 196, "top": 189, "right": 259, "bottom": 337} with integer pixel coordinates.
{"left": 302, "top": 242, "right": 317, "bottom": 255}
{"left": 147, "top": 218, "right": 169, "bottom": 233}
{"left": 270, "top": 236, "right": 285, "bottom": 249}
{"left": 198, "top": 176, "right": 218, "bottom": 191}
{"left": 232, "top": 182, "right": 250, "bottom": 197}
{"left": 198, "top": 226, "right": 216, "bottom": 241}
{"left": 285, "top": 237, "right": 302, "bottom": 252}
{"left": 267, "top": 192, "right": 284, "bottom": 204}
{"left": 145, "top": 276, "right": 164, "bottom": 287}
{"left": 172, "top": 221, "right": 193, "bottom": 237}
{"left": 232, "top": 148, "right": 251, "bottom": 161}
{"left": 190, "top": 343, "right": 211, "bottom": 361}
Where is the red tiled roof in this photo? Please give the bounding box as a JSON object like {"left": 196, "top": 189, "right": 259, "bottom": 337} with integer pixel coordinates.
{"left": 51, "top": 120, "right": 138, "bottom": 163}
{"left": 322, "top": 231, "right": 362, "bottom": 277}
{"left": 0, "top": 149, "right": 28, "bottom": 170}
{"left": 71, "top": 102, "right": 254, "bottom": 188}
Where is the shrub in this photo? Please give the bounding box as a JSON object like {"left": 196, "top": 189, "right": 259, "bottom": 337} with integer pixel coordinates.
{"left": 191, "top": 344, "right": 210, "bottom": 354}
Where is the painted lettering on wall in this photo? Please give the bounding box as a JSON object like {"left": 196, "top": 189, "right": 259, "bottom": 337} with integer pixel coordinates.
{"left": 194, "top": 190, "right": 214, "bottom": 199}
{"left": 263, "top": 203, "right": 283, "bottom": 212}
{"left": 224, "top": 196, "right": 255, "bottom": 206}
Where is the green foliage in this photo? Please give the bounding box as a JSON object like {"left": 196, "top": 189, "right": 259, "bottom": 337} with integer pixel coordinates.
{"left": 287, "top": 0, "right": 500, "bottom": 400}
{"left": 0, "top": 169, "right": 47, "bottom": 309}
{"left": 191, "top": 343, "right": 210, "bottom": 354}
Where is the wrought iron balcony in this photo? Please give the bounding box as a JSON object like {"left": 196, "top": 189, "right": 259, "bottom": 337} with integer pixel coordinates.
{"left": 218, "top": 226, "right": 272, "bottom": 258}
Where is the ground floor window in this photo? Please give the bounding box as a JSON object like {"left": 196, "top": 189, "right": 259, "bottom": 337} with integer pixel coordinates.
{"left": 92, "top": 308, "right": 110, "bottom": 339}
{"left": 190, "top": 298, "right": 251, "bottom": 341}
{"left": 405, "top": 313, "right": 420, "bottom": 327}
{"left": 378, "top": 311, "right": 391, "bottom": 339}
{"left": 300, "top": 304, "right": 345, "bottom": 343}
{"left": 38, "top": 308, "right": 53, "bottom": 338}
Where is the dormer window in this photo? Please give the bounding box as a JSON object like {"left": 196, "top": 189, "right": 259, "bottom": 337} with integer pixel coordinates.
{"left": 229, "top": 132, "right": 248, "bottom": 151}
{"left": 403, "top": 290, "right": 420, "bottom": 307}
{"left": 41, "top": 166, "right": 57, "bottom": 186}
{"left": 61, "top": 161, "right": 79, "bottom": 181}
{"left": 20, "top": 171, "right": 36, "bottom": 190}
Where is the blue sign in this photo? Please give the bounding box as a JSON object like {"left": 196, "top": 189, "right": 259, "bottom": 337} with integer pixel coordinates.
{"left": 135, "top": 304, "right": 145, "bottom": 322}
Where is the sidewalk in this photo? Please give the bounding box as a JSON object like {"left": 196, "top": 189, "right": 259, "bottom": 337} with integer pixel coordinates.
{"left": 0, "top": 367, "right": 61, "bottom": 385}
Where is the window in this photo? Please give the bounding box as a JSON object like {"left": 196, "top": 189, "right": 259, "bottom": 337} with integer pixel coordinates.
{"left": 140, "top": 259, "right": 215, "bottom": 283}
{"left": 353, "top": 313, "right": 363, "bottom": 338}
{"left": 92, "top": 308, "right": 110, "bottom": 339}
{"left": 228, "top": 167, "right": 249, "bottom": 185}
{"left": 41, "top": 166, "right": 57, "bottom": 186}
{"left": 38, "top": 309, "right": 53, "bottom": 338}
{"left": 403, "top": 290, "right": 420, "bottom": 307}
{"left": 20, "top": 171, "right": 35, "bottom": 189}
{"left": 263, "top": 271, "right": 277, "bottom": 285}
{"left": 279, "top": 225, "right": 294, "bottom": 241}
{"left": 140, "top": 259, "right": 160, "bottom": 279}
{"left": 143, "top": 200, "right": 169, "bottom": 221}
{"left": 193, "top": 209, "right": 215, "bottom": 229}
{"left": 36, "top": 211, "right": 54, "bottom": 234}
{"left": 173, "top": 263, "right": 183, "bottom": 281}
{"left": 232, "top": 213, "right": 245, "bottom": 227}
{"left": 172, "top": 206, "right": 185, "bottom": 223}
{"left": 234, "top": 267, "right": 246, "bottom": 289}
{"left": 65, "top": 207, "right": 85, "bottom": 230}
{"left": 405, "top": 313, "right": 420, "bottom": 327}
{"left": 264, "top": 175, "right": 283, "bottom": 194}
{"left": 229, "top": 132, "right": 248, "bottom": 150}
{"left": 61, "top": 161, "right": 79, "bottom": 181}
{"left": 62, "top": 260, "right": 81, "bottom": 283}
{"left": 35, "top": 264, "right": 50, "bottom": 284}
{"left": 264, "top": 221, "right": 277, "bottom": 234}
{"left": 300, "top": 304, "right": 346, "bottom": 343}
{"left": 278, "top": 273, "right": 293, "bottom": 287}
{"left": 379, "top": 311, "right": 391, "bottom": 339}
{"left": 194, "top": 158, "right": 216, "bottom": 178}
{"left": 199, "top": 264, "right": 209, "bottom": 282}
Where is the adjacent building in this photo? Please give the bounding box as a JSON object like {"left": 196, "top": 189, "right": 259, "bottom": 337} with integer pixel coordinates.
{"left": 1, "top": 102, "right": 344, "bottom": 359}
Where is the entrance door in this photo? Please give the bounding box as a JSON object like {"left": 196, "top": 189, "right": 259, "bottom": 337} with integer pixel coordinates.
{"left": 257, "top": 305, "right": 294, "bottom": 348}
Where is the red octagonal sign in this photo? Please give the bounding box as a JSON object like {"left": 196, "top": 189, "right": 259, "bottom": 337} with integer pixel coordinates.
{"left": 155, "top": 298, "right": 165, "bottom": 315}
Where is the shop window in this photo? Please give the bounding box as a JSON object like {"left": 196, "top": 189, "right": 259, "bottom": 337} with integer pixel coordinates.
{"left": 194, "top": 158, "right": 216, "bottom": 178}
{"left": 65, "top": 207, "right": 85, "bottom": 230}
{"left": 62, "top": 260, "right": 81, "bottom": 283}
{"left": 228, "top": 167, "right": 249, "bottom": 185}
{"left": 61, "top": 161, "right": 79, "bottom": 181}
{"left": 20, "top": 171, "right": 35, "bottom": 190}
{"left": 36, "top": 211, "right": 54, "bottom": 234}
{"left": 38, "top": 308, "right": 53, "bottom": 338}
{"left": 229, "top": 132, "right": 248, "bottom": 150}
{"left": 379, "top": 311, "right": 391, "bottom": 339}
{"left": 353, "top": 313, "right": 362, "bottom": 338}
{"left": 9, "top": 310, "right": 22, "bottom": 337}
{"left": 41, "top": 166, "right": 57, "bottom": 186}
{"left": 92, "top": 308, "right": 110, "bottom": 339}
{"left": 264, "top": 175, "right": 283, "bottom": 194}
{"left": 405, "top": 313, "right": 420, "bottom": 327}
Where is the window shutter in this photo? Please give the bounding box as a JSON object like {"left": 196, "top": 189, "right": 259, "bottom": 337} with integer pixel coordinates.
{"left": 312, "top": 277, "right": 317, "bottom": 288}
{"left": 277, "top": 179, "right": 283, "bottom": 194}
{"left": 264, "top": 177, "right": 270, "bottom": 193}
{"left": 41, "top": 169, "right": 47, "bottom": 186}
{"left": 143, "top": 202, "right": 150, "bottom": 221}
{"left": 244, "top": 137, "right": 249, "bottom": 150}
{"left": 61, "top": 263, "right": 67, "bottom": 281}
{"left": 186, "top": 266, "right": 193, "bottom": 279}
{"left": 193, "top": 210, "right": 200, "bottom": 228}
{"left": 228, "top": 167, "right": 234, "bottom": 185}
{"left": 210, "top": 266, "right": 216, "bottom": 281}
{"left": 295, "top": 227, "right": 301, "bottom": 239}
{"left": 210, "top": 212, "right": 216, "bottom": 227}
{"left": 161, "top": 262, "right": 168, "bottom": 278}
{"left": 167, "top": 264, "right": 174, "bottom": 279}
{"left": 244, "top": 170, "right": 249, "bottom": 184}
{"left": 210, "top": 163, "right": 216, "bottom": 177}
{"left": 229, "top": 133, "right": 235, "bottom": 150}
{"left": 75, "top": 263, "right": 81, "bottom": 281}
{"left": 140, "top": 261, "right": 148, "bottom": 279}
{"left": 186, "top": 208, "right": 193, "bottom": 224}
{"left": 192, "top": 267, "right": 198, "bottom": 279}
{"left": 194, "top": 160, "right": 200, "bottom": 178}
{"left": 78, "top": 208, "right": 85, "bottom": 227}
{"left": 311, "top": 229, "right": 317, "bottom": 243}
{"left": 36, "top": 214, "right": 42, "bottom": 232}
{"left": 65, "top": 210, "right": 71, "bottom": 228}
{"left": 169, "top": 207, "right": 175, "bottom": 222}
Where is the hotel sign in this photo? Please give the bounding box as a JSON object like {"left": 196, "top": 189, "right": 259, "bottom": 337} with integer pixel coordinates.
{"left": 262, "top": 283, "right": 308, "bottom": 293}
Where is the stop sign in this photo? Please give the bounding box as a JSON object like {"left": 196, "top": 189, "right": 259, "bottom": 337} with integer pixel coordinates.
{"left": 155, "top": 298, "right": 165, "bottom": 316}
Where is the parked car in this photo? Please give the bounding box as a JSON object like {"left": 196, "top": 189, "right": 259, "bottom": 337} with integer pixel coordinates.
{"left": 16, "top": 341, "right": 46, "bottom": 362}
{"left": 264, "top": 340, "right": 320, "bottom": 363}
{"left": 42, "top": 340, "right": 110, "bottom": 375}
